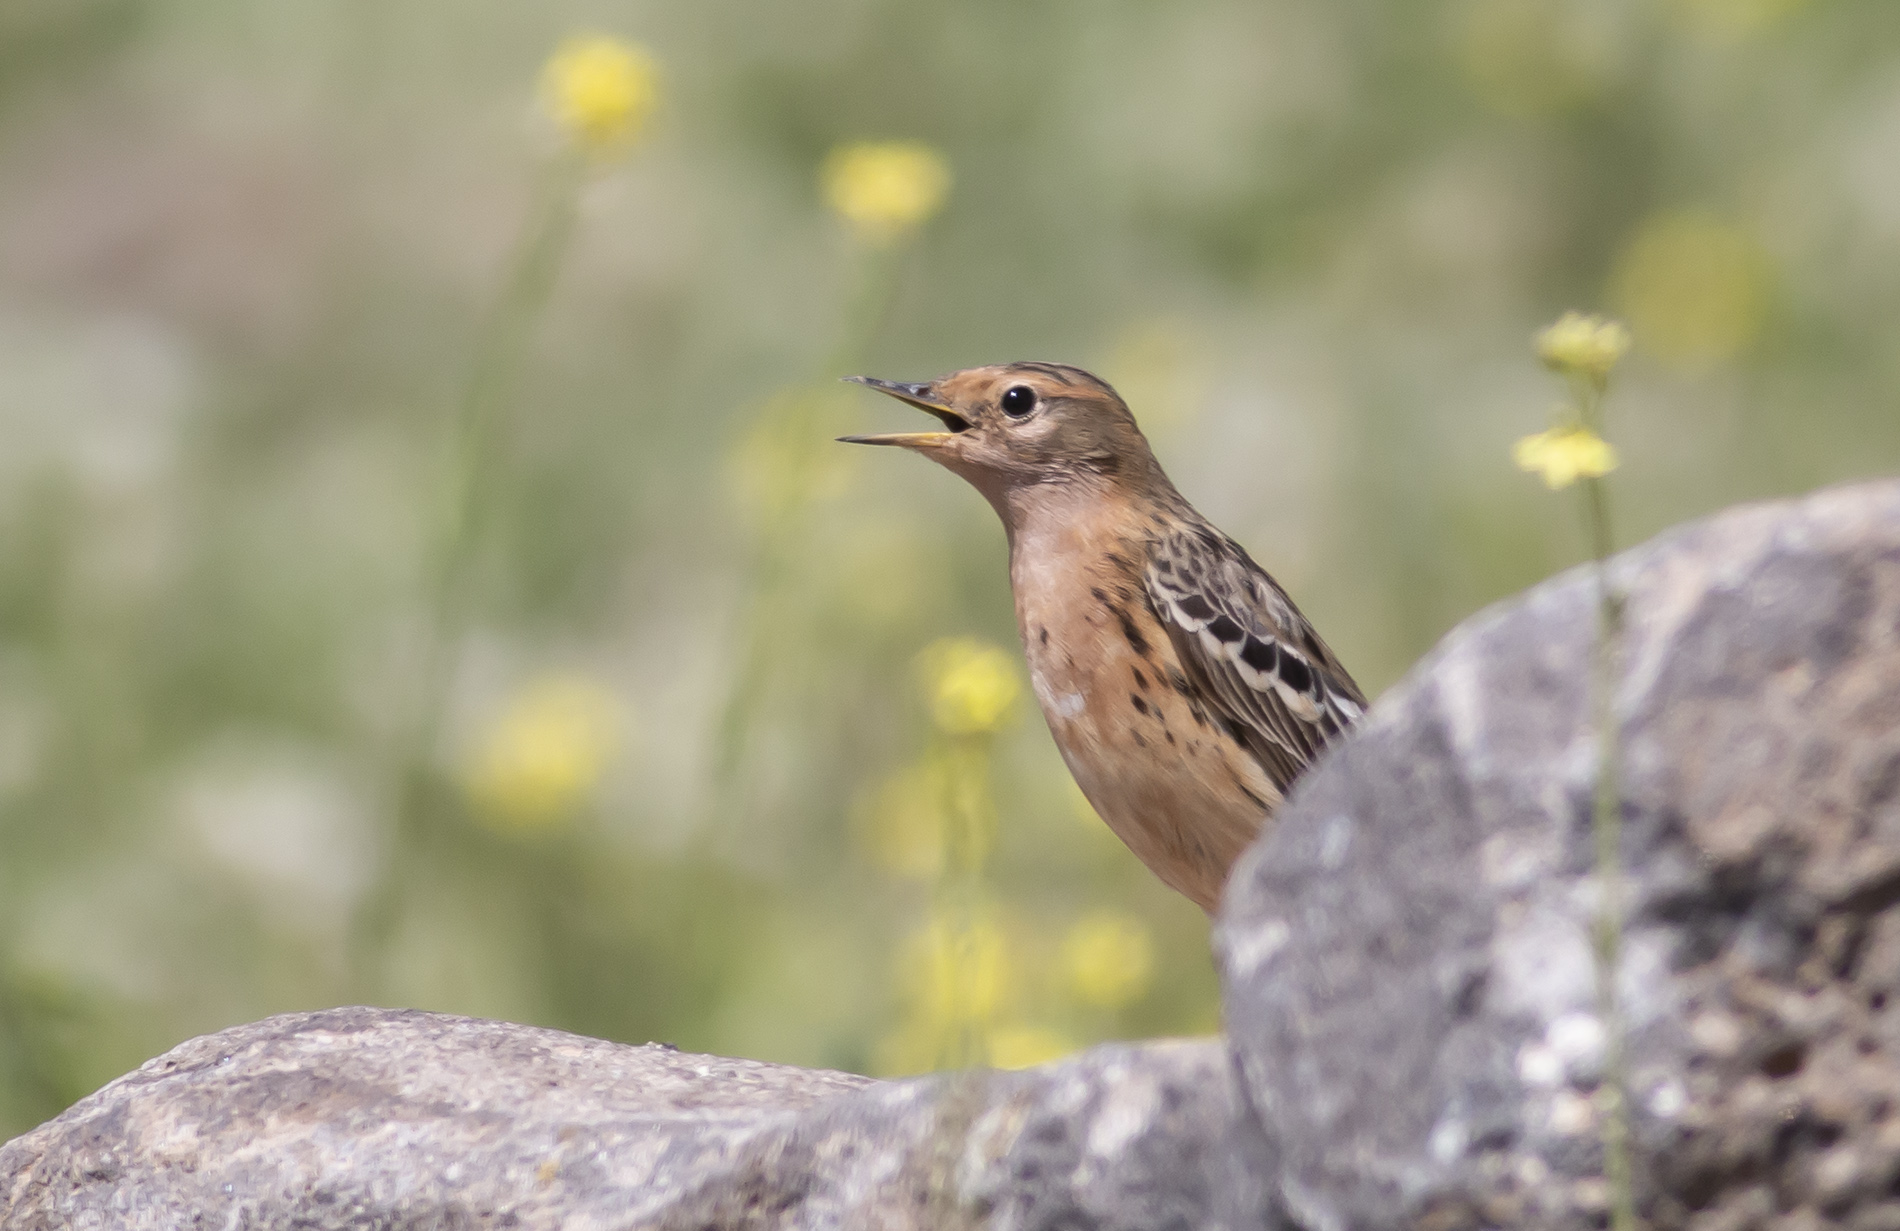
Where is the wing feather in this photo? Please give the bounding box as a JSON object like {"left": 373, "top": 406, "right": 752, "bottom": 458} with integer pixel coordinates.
{"left": 1145, "top": 528, "right": 1365, "bottom": 794}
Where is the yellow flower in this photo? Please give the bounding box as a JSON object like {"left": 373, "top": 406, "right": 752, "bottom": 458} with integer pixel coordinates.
{"left": 986, "top": 1024, "right": 1077, "bottom": 1070}
{"left": 822, "top": 141, "right": 951, "bottom": 242}
{"left": 465, "top": 676, "right": 625, "bottom": 829}
{"left": 1454, "top": 0, "right": 1607, "bottom": 118}
{"left": 1061, "top": 911, "right": 1156, "bottom": 1010}
{"left": 541, "top": 36, "right": 659, "bottom": 155}
{"left": 1673, "top": 0, "right": 1813, "bottom": 42}
{"left": 917, "top": 637, "right": 1020, "bottom": 736}
{"left": 1513, "top": 426, "right": 1619, "bottom": 490}
{"left": 1610, "top": 212, "right": 1769, "bottom": 368}
{"left": 873, "top": 909, "right": 1020, "bottom": 1073}
{"left": 856, "top": 761, "right": 948, "bottom": 879}
{"left": 1536, "top": 311, "right": 1632, "bottom": 382}
{"left": 906, "top": 910, "right": 1012, "bottom": 1027}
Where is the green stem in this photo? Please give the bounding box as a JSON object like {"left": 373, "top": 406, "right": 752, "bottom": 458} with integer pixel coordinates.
{"left": 933, "top": 735, "right": 994, "bottom": 1070}
{"left": 1582, "top": 469, "right": 1636, "bottom": 1231}
{"left": 705, "top": 237, "right": 907, "bottom": 836}
{"left": 426, "top": 151, "right": 587, "bottom": 730}
{"left": 347, "top": 151, "right": 588, "bottom": 994}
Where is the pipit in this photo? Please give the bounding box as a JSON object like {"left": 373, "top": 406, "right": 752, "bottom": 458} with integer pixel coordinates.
{"left": 843, "top": 362, "right": 1366, "bottom": 913}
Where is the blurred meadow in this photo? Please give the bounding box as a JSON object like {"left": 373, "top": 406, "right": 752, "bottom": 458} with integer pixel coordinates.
{"left": 3, "top": 0, "right": 1900, "bottom": 1138}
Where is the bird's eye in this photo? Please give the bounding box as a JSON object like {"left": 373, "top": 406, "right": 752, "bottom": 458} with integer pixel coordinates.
{"left": 1000, "top": 385, "right": 1037, "bottom": 418}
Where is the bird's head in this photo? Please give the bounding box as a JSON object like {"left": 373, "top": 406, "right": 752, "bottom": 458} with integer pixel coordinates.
{"left": 840, "top": 362, "right": 1155, "bottom": 510}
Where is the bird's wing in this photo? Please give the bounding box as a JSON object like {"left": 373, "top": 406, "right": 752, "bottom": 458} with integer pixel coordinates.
{"left": 1144, "top": 527, "right": 1367, "bottom": 791}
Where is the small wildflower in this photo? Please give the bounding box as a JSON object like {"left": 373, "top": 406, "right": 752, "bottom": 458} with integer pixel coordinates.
{"left": 1514, "top": 425, "right": 1620, "bottom": 490}
{"left": 465, "top": 676, "right": 625, "bottom": 829}
{"left": 1610, "top": 212, "right": 1767, "bottom": 367}
{"left": 1537, "top": 312, "right": 1632, "bottom": 383}
{"left": 541, "top": 36, "right": 659, "bottom": 156}
{"left": 987, "top": 1024, "right": 1077, "bottom": 1070}
{"left": 917, "top": 637, "right": 1020, "bottom": 736}
{"left": 1061, "top": 911, "right": 1156, "bottom": 1010}
{"left": 822, "top": 141, "right": 951, "bottom": 242}
{"left": 857, "top": 761, "right": 948, "bottom": 879}
{"left": 907, "top": 910, "right": 1011, "bottom": 1027}
{"left": 873, "top": 908, "right": 1023, "bottom": 1073}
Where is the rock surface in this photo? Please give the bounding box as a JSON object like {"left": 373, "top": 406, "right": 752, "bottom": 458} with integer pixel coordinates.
{"left": 1218, "top": 478, "right": 1900, "bottom": 1231}
{"left": 0, "top": 1006, "right": 1272, "bottom": 1230}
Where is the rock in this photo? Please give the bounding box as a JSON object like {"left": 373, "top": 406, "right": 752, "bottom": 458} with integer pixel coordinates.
{"left": 0, "top": 1006, "right": 1272, "bottom": 1229}
{"left": 1217, "top": 479, "right": 1900, "bottom": 1231}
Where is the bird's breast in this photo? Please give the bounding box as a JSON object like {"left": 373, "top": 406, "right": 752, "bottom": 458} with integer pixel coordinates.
{"left": 1008, "top": 532, "right": 1276, "bottom": 911}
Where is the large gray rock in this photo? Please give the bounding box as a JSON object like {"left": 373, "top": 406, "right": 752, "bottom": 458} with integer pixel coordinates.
{"left": 0, "top": 1006, "right": 1272, "bottom": 1229}
{"left": 1218, "top": 478, "right": 1900, "bottom": 1231}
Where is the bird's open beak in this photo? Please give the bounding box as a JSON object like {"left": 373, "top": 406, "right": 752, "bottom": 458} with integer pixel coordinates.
{"left": 837, "top": 376, "right": 971, "bottom": 448}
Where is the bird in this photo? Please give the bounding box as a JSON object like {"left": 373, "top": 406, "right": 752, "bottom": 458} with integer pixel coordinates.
{"left": 841, "top": 362, "right": 1366, "bottom": 913}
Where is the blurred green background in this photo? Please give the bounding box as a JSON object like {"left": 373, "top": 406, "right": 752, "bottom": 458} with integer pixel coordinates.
{"left": 3, "top": 0, "right": 1899, "bottom": 1138}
